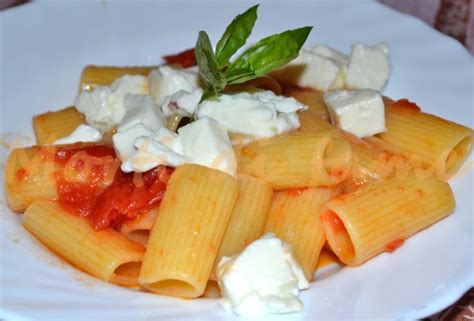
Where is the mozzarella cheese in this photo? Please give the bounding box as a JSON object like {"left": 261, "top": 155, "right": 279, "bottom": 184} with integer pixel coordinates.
{"left": 216, "top": 233, "right": 309, "bottom": 316}
{"left": 148, "top": 65, "right": 202, "bottom": 114}
{"left": 346, "top": 43, "right": 390, "bottom": 91}
{"left": 117, "top": 94, "right": 165, "bottom": 132}
{"left": 178, "top": 116, "right": 236, "bottom": 176}
{"left": 113, "top": 124, "right": 186, "bottom": 173}
{"left": 74, "top": 75, "right": 148, "bottom": 132}
{"left": 311, "top": 44, "right": 349, "bottom": 67}
{"left": 53, "top": 124, "right": 102, "bottom": 145}
{"left": 323, "top": 89, "right": 386, "bottom": 138}
{"left": 311, "top": 44, "right": 348, "bottom": 89}
{"left": 272, "top": 46, "right": 347, "bottom": 91}
{"left": 113, "top": 118, "right": 236, "bottom": 176}
{"left": 196, "top": 90, "right": 306, "bottom": 141}
{"left": 161, "top": 87, "right": 203, "bottom": 116}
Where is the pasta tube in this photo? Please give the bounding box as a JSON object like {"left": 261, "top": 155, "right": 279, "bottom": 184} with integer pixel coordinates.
{"left": 365, "top": 100, "right": 473, "bottom": 179}
{"left": 321, "top": 172, "right": 455, "bottom": 266}
{"left": 237, "top": 132, "right": 352, "bottom": 189}
{"left": 344, "top": 138, "right": 409, "bottom": 192}
{"left": 120, "top": 208, "right": 159, "bottom": 246}
{"left": 139, "top": 164, "right": 238, "bottom": 299}
{"left": 24, "top": 201, "right": 145, "bottom": 286}
{"left": 210, "top": 174, "right": 273, "bottom": 280}
{"left": 5, "top": 146, "right": 59, "bottom": 212}
{"left": 264, "top": 187, "right": 335, "bottom": 281}
{"left": 79, "top": 65, "right": 155, "bottom": 91}
{"left": 5, "top": 144, "right": 118, "bottom": 212}
{"left": 33, "top": 107, "right": 85, "bottom": 145}
{"left": 283, "top": 85, "right": 330, "bottom": 121}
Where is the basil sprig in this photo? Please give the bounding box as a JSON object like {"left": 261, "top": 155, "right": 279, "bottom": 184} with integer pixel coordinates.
{"left": 195, "top": 31, "right": 226, "bottom": 100}
{"left": 195, "top": 5, "right": 312, "bottom": 101}
{"left": 215, "top": 5, "right": 258, "bottom": 69}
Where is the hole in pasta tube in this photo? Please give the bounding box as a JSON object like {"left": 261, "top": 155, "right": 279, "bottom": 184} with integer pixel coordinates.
{"left": 124, "top": 230, "right": 150, "bottom": 247}
{"left": 320, "top": 210, "right": 355, "bottom": 265}
{"left": 444, "top": 135, "right": 472, "bottom": 178}
{"left": 143, "top": 279, "right": 201, "bottom": 299}
{"left": 111, "top": 262, "right": 142, "bottom": 287}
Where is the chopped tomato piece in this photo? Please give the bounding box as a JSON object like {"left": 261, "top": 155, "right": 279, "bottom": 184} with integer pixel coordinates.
{"left": 90, "top": 166, "right": 173, "bottom": 230}
{"left": 54, "top": 145, "right": 173, "bottom": 230}
{"left": 384, "top": 238, "right": 405, "bottom": 253}
{"left": 162, "top": 48, "right": 196, "bottom": 68}
{"left": 392, "top": 99, "right": 421, "bottom": 112}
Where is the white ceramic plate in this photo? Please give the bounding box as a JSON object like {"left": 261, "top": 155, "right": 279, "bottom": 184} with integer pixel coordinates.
{"left": 1, "top": 1, "right": 473, "bottom": 320}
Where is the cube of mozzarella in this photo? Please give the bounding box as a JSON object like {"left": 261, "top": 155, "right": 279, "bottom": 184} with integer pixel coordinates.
{"left": 323, "top": 89, "right": 386, "bottom": 138}
{"left": 346, "top": 43, "right": 390, "bottom": 91}
{"left": 272, "top": 49, "right": 343, "bottom": 91}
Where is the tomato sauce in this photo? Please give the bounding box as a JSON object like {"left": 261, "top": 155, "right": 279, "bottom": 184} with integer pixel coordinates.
{"left": 55, "top": 145, "right": 173, "bottom": 230}
{"left": 322, "top": 210, "right": 346, "bottom": 234}
{"left": 284, "top": 188, "right": 307, "bottom": 197}
{"left": 392, "top": 99, "right": 421, "bottom": 112}
{"left": 16, "top": 168, "right": 27, "bottom": 181}
{"left": 54, "top": 144, "right": 116, "bottom": 166}
{"left": 162, "top": 48, "right": 196, "bottom": 68}
{"left": 384, "top": 238, "right": 405, "bottom": 253}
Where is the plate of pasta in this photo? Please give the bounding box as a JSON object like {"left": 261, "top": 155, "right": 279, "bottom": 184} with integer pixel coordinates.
{"left": 1, "top": 1, "right": 473, "bottom": 320}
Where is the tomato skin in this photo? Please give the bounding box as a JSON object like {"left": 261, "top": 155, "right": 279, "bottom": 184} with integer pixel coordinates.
{"left": 162, "top": 48, "right": 196, "bottom": 68}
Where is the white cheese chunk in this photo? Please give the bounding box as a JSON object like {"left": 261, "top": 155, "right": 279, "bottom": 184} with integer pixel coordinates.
{"left": 311, "top": 44, "right": 349, "bottom": 67}
{"left": 197, "top": 91, "right": 306, "bottom": 141}
{"left": 178, "top": 116, "right": 236, "bottom": 176}
{"left": 272, "top": 48, "right": 346, "bottom": 91}
{"left": 74, "top": 75, "right": 148, "bottom": 132}
{"left": 112, "top": 118, "right": 236, "bottom": 176}
{"left": 117, "top": 94, "right": 165, "bottom": 132}
{"left": 113, "top": 124, "right": 185, "bottom": 173}
{"left": 216, "top": 233, "right": 309, "bottom": 317}
{"left": 161, "top": 87, "right": 203, "bottom": 117}
{"left": 346, "top": 43, "right": 390, "bottom": 91}
{"left": 311, "top": 44, "right": 348, "bottom": 89}
{"left": 323, "top": 89, "right": 386, "bottom": 138}
{"left": 148, "top": 65, "right": 201, "bottom": 107}
{"left": 53, "top": 124, "right": 102, "bottom": 145}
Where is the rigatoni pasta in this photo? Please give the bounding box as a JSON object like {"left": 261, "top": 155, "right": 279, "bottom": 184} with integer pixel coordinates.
{"left": 79, "top": 65, "right": 155, "bottom": 91}
{"left": 5, "top": 146, "right": 59, "bottom": 212}
{"left": 24, "top": 201, "right": 145, "bottom": 286}
{"left": 264, "top": 187, "right": 335, "bottom": 280}
{"left": 2, "top": 11, "right": 473, "bottom": 314}
{"left": 365, "top": 100, "right": 473, "bottom": 180}
{"left": 139, "top": 164, "right": 238, "bottom": 298}
{"left": 321, "top": 172, "right": 455, "bottom": 266}
{"left": 283, "top": 86, "right": 330, "bottom": 121}
{"left": 237, "top": 131, "right": 353, "bottom": 189}
{"left": 4, "top": 144, "right": 117, "bottom": 212}
{"left": 211, "top": 174, "right": 273, "bottom": 279}
{"left": 120, "top": 208, "right": 159, "bottom": 246}
{"left": 33, "top": 107, "right": 85, "bottom": 145}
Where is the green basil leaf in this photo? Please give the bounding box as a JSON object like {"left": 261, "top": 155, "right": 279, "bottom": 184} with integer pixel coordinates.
{"left": 195, "top": 31, "right": 226, "bottom": 98}
{"left": 225, "top": 26, "right": 313, "bottom": 84}
{"left": 215, "top": 5, "right": 258, "bottom": 69}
